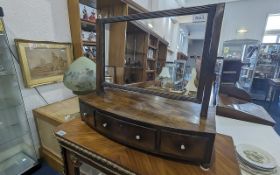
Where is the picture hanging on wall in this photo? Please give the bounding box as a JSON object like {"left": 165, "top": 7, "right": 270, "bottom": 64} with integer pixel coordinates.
{"left": 15, "top": 39, "right": 73, "bottom": 88}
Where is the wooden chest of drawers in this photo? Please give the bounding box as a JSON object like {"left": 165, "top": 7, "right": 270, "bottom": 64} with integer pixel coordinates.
{"left": 79, "top": 88, "right": 216, "bottom": 167}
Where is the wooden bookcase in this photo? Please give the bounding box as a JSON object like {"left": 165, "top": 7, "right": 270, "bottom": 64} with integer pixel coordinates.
{"left": 68, "top": 0, "right": 168, "bottom": 83}
{"left": 157, "top": 41, "right": 168, "bottom": 74}
{"left": 107, "top": 20, "right": 168, "bottom": 84}
{"left": 68, "top": 0, "right": 147, "bottom": 59}
{"left": 68, "top": 0, "right": 97, "bottom": 60}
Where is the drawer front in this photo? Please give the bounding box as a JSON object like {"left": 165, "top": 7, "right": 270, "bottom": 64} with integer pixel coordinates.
{"left": 95, "top": 111, "right": 156, "bottom": 151}
{"left": 79, "top": 102, "right": 95, "bottom": 128}
{"left": 159, "top": 130, "right": 209, "bottom": 161}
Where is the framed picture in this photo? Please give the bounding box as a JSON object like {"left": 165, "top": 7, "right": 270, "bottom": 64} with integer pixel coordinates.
{"left": 15, "top": 39, "right": 73, "bottom": 88}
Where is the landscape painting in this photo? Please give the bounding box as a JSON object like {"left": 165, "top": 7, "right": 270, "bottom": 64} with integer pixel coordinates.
{"left": 15, "top": 40, "right": 73, "bottom": 87}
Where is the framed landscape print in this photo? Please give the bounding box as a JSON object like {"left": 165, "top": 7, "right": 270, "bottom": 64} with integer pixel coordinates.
{"left": 15, "top": 39, "right": 73, "bottom": 87}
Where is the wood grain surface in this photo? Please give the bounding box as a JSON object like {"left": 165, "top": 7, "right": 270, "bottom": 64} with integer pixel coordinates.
{"left": 55, "top": 118, "right": 240, "bottom": 175}
{"left": 79, "top": 88, "right": 215, "bottom": 133}
{"left": 217, "top": 94, "right": 275, "bottom": 126}
{"left": 33, "top": 97, "right": 79, "bottom": 125}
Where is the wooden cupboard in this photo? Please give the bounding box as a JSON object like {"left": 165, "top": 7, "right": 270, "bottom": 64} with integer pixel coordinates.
{"left": 33, "top": 97, "right": 80, "bottom": 173}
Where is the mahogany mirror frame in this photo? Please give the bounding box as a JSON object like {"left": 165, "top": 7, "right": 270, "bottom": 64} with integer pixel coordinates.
{"left": 96, "top": 3, "right": 225, "bottom": 116}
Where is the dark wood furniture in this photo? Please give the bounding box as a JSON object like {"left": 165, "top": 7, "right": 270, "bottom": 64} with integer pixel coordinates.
{"left": 219, "top": 83, "right": 251, "bottom": 101}
{"left": 217, "top": 94, "right": 275, "bottom": 126}
{"left": 221, "top": 59, "right": 243, "bottom": 85}
{"left": 55, "top": 118, "right": 241, "bottom": 175}
{"left": 79, "top": 88, "right": 216, "bottom": 167}
{"left": 79, "top": 3, "right": 225, "bottom": 169}
{"left": 108, "top": 20, "right": 168, "bottom": 84}
{"left": 33, "top": 97, "right": 80, "bottom": 173}
{"left": 265, "top": 78, "right": 280, "bottom": 107}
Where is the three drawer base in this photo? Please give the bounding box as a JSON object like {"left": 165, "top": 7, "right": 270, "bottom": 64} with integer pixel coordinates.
{"left": 80, "top": 101, "right": 215, "bottom": 168}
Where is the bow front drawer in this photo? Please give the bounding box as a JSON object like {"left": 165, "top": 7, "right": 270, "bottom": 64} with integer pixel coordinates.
{"left": 79, "top": 102, "right": 95, "bottom": 128}
{"left": 159, "top": 130, "right": 209, "bottom": 161}
{"left": 95, "top": 111, "right": 157, "bottom": 151}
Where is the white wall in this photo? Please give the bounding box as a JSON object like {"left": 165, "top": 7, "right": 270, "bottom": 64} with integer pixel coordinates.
{"left": 219, "top": 0, "right": 280, "bottom": 55}
{"left": 0, "top": 0, "right": 75, "bottom": 154}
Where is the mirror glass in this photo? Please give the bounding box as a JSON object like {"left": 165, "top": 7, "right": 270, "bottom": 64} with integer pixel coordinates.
{"left": 104, "top": 13, "right": 208, "bottom": 99}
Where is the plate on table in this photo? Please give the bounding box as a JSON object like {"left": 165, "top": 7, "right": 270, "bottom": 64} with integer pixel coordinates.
{"left": 236, "top": 144, "right": 277, "bottom": 170}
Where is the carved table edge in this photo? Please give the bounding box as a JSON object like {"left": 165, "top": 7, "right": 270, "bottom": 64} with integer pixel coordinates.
{"left": 56, "top": 136, "right": 136, "bottom": 175}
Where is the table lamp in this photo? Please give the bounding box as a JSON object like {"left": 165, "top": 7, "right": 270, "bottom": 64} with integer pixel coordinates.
{"left": 63, "top": 56, "right": 96, "bottom": 95}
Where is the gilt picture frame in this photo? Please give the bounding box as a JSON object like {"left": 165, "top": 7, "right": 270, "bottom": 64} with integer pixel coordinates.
{"left": 15, "top": 39, "right": 73, "bottom": 88}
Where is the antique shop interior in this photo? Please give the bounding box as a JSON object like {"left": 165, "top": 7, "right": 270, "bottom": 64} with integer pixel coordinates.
{"left": 0, "top": 0, "right": 280, "bottom": 175}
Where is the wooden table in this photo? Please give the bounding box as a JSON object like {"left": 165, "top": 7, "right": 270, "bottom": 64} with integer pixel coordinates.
{"left": 55, "top": 118, "right": 240, "bottom": 175}
{"left": 33, "top": 97, "right": 80, "bottom": 173}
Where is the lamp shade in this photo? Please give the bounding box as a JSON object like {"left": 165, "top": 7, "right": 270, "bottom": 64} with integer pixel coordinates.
{"left": 159, "top": 67, "right": 171, "bottom": 78}
{"left": 63, "top": 56, "right": 96, "bottom": 94}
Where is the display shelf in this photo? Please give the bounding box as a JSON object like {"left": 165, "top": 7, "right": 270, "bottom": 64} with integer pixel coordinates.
{"left": 148, "top": 45, "right": 157, "bottom": 49}
{"left": 0, "top": 125, "right": 30, "bottom": 152}
{"left": 124, "top": 66, "right": 143, "bottom": 69}
{"left": 0, "top": 97, "right": 23, "bottom": 110}
{"left": 0, "top": 152, "right": 36, "bottom": 175}
{"left": 82, "top": 41, "right": 96, "bottom": 46}
{"left": 0, "top": 72, "right": 16, "bottom": 77}
{"left": 147, "top": 58, "right": 155, "bottom": 61}
{"left": 0, "top": 16, "right": 38, "bottom": 173}
{"left": 80, "top": 18, "right": 95, "bottom": 25}
{"left": 146, "top": 70, "right": 155, "bottom": 73}
{"left": 81, "top": 20, "right": 96, "bottom": 32}
{"left": 0, "top": 103, "right": 25, "bottom": 126}
{"left": 0, "top": 131, "right": 30, "bottom": 151}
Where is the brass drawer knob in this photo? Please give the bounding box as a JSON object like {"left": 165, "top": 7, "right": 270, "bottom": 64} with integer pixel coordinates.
{"left": 180, "top": 144, "right": 186, "bottom": 150}
{"left": 102, "top": 123, "right": 108, "bottom": 128}
{"left": 82, "top": 112, "right": 88, "bottom": 117}
{"left": 135, "top": 135, "right": 141, "bottom": 140}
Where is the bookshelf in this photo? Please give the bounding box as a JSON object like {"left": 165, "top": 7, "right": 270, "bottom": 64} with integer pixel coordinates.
{"left": 68, "top": 0, "right": 97, "bottom": 60}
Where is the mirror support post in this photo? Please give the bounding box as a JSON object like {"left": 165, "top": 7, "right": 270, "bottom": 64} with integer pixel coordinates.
{"left": 200, "top": 4, "right": 225, "bottom": 118}
{"left": 96, "top": 19, "right": 105, "bottom": 95}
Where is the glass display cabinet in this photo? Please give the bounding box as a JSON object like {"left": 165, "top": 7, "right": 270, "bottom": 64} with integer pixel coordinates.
{"left": 252, "top": 43, "right": 280, "bottom": 92}
{"left": 0, "top": 10, "right": 39, "bottom": 175}
{"left": 222, "top": 39, "right": 260, "bottom": 91}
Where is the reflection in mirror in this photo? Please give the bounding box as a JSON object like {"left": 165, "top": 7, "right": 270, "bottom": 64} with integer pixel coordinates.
{"left": 104, "top": 13, "right": 207, "bottom": 99}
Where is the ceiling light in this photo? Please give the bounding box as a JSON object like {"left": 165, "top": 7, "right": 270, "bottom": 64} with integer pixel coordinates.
{"left": 237, "top": 28, "right": 248, "bottom": 33}
{"left": 148, "top": 23, "right": 153, "bottom": 28}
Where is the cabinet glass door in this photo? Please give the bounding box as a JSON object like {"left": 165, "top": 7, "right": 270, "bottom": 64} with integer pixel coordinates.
{"left": 0, "top": 18, "right": 38, "bottom": 175}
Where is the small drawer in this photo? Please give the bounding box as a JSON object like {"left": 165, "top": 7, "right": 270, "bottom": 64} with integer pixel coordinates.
{"left": 79, "top": 102, "right": 95, "bottom": 128}
{"left": 95, "top": 111, "right": 156, "bottom": 151}
{"left": 159, "top": 130, "right": 209, "bottom": 161}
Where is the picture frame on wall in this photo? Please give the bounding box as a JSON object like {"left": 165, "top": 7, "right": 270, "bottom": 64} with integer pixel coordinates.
{"left": 15, "top": 39, "right": 73, "bottom": 88}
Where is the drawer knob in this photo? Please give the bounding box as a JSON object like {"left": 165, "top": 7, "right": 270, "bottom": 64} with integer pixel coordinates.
{"left": 180, "top": 144, "right": 186, "bottom": 150}
{"left": 135, "top": 135, "right": 141, "bottom": 140}
{"left": 102, "top": 123, "right": 108, "bottom": 128}
{"left": 82, "top": 112, "right": 88, "bottom": 117}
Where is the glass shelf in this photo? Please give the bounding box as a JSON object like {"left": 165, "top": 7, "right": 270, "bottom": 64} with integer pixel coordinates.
{"left": 0, "top": 98, "right": 23, "bottom": 111}
{"left": 0, "top": 17, "right": 38, "bottom": 173}
{"left": 0, "top": 124, "right": 30, "bottom": 150}
{"left": 0, "top": 103, "right": 26, "bottom": 126}
{"left": 0, "top": 72, "right": 16, "bottom": 76}
{"left": 0, "top": 152, "right": 36, "bottom": 175}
